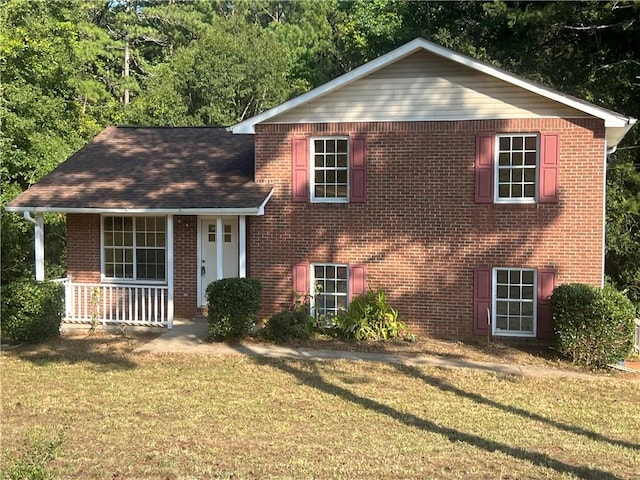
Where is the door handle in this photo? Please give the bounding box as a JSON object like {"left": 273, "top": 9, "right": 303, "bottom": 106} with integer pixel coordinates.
{"left": 201, "top": 261, "right": 206, "bottom": 276}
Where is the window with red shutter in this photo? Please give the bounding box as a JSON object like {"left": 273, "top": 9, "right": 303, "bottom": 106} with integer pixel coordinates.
{"left": 539, "top": 133, "right": 559, "bottom": 203}
{"left": 473, "top": 267, "right": 492, "bottom": 335}
{"left": 292, "top": 137, "right": 309, "bottom": 202}
{"left": 537, "top": 268, "right": 557, "bottom": 339}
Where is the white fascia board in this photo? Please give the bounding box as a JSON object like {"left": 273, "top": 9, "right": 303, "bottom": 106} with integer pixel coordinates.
{"left": 230, "top": 38, "right": 636, "bottom": 139}
{"left": 5, "top": 205, "right": 270, "bottom": 216}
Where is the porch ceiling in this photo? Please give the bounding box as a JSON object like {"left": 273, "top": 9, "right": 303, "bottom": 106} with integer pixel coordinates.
{"left": 7, "top": 127, "right": 273, "bottom": 214}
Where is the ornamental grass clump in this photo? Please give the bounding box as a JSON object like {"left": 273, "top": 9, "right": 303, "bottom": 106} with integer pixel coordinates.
{"left": 335, "top": 289, "right": 406, "bottom": 341}
{"left": 551, "top": 283, "right": 636, "bottom": 368}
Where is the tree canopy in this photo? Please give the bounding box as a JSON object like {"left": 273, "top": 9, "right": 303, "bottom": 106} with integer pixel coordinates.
{"left": 1, "top": 0, "right": 639, "bottom": 308}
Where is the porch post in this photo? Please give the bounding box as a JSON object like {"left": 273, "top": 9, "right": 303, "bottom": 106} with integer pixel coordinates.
{"left": 34, "top": 213, "right": 45, "bottom": 281}
{"left": 216, "top": 216, "right": 223, "bottom": 280}
{"left": 239, "top": 216, "right": 246, "bottom": 277}
{"left": 167, "top": 214, "right": 174, "bottom": 328}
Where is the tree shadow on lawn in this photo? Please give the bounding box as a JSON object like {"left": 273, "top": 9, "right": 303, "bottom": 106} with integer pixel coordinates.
{"left": 394, "top": 363, "right": 640, "bottom": 452}
{"left": 251, "top": 354, "right": 627, "bottom": 480}
{"left": 3, "top": 334, "right": 140, "bottom": 371}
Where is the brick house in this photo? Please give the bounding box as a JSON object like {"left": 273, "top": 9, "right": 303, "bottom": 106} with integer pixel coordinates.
{"left": 7, "top": 38, "right": 636, "bottom": 339}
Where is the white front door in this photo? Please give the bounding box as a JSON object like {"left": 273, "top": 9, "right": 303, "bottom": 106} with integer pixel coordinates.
{"left": 200, "top": 218, "right": 239, "bottom": 305}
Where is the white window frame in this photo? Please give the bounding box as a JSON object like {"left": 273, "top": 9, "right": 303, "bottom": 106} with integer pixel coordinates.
{"left": 310, "top": 263, "right": 349, "bottom": 322}
{"left": 494, "top": 133, "right": 539, "bottom": 204}
{"left": 492, "top": 267, "right": 537, "bottom": 337}
{"left": 310, "top": 137, "right": 350, "bottom": 203}
{"left": 101, "top": 215, "right": 167, "bottom": 284}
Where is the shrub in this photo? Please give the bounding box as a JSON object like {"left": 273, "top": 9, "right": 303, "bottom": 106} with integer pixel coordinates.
{"left": 335, "top": 289, "right": 406, "bottom": 341}
{"left": 0, "top": 280, "right": 63, "bottom": 344}
{"left": 259, "top": 309, "right": 314, "bottom": 343}
{"left": 206, "top": 277, "right": 262, "bottom": 341}
{"left": 551, "top": 283, "right": 636, "bottom": 368}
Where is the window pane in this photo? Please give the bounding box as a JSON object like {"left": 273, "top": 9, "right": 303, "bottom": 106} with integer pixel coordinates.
{"left": 325, "top": 185, "right": 336, "bottom": 197}
{"left": 521, "top": 317, "right": 533, "bottom": 332}
{"left": 513, "top": 169, "right": 523, "bottom": 182}
{"left": 499, "top": 169, "right": 510, "bottom": 182}
{"left": 124, "top": 217, "right": 133, "bottom": 230}
{"left": 337, "top": 170, "right": 348, "bottom": 183}
{"left": 327, "top": 156, "right": 335, "bottom": 168}
{"left": 525, "top": 152, "right": 537, "bottom": 165}
{"left": 525, "top": 136, "right": 537, "bottom": 150}
{"left": 326, "top": 140, "right": 335, "bottom": 153}
{"left": 337, "top": 185, "right": 348, "bottom": 198}
{"left": 512, "top": 184, "right": 522, "bottom": 197}
{"left": 314, "top": 140, "right": 324, "bottom": 153}
{"left": 337, "top": 140, "right": 348, "bottom": 154}
{"left": 522, "top": 271, "right": 534, "bottom": 285}
{"left": 315, "top": 170, "right": 324, "bottom": 183}
{"left": 497, "top": 285, "right": 509, "bottom": 298}
{"left": 496, "top": 301, "right": 508, "bottom": 315}
{"left": 522, "top": 286, "right": 534, "bottom": 299}
{"left": 326, "top": 170, "right": 335, "bottom": 183}
{"left": 315, "top": 155, "right": 324, "bottom": 168}
{"left": 497, "top": 270, "right": 508, "bottom": 284}
{"left": 499, "top": 137, "right": 510, "bottom": 150}
{"left": 524, "top": 184, "right": 535, "bottom": 198}
{"left": 512, "top": 136, "right": 523, "bottom": 150}
{"left": 509, "top": 302, "right": 520, "bottom": 315}
{"left": 315, "top": 186, "right": 325, "bottom": 197}
{"left": 498, "top": 153, "right": 510, "bottom": 166}
{"left": 522, "top": 302, "right": 534, "bottom": 316}
{"left": 512, "top": 152, "right": 523, "bottom": 166}
{"left": 496, "top": 316, "right": 508, "bottom": 330}
{"left": 499, "top": 184, "right": 510, "bottom": 197}
{"left": 524, "top": 168, "right": 536, "bottom": 182}
{"left": 337, "top": 154, "right": 348, "bottom": 168}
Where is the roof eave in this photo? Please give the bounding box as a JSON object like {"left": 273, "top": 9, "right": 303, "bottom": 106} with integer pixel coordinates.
{"left": 4, "top": 198, "right": 274, "bottom": 217}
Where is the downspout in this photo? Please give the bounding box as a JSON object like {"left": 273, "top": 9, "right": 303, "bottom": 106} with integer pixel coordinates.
{"left": 23, "top": 211, "right": 45, "bottom": 281}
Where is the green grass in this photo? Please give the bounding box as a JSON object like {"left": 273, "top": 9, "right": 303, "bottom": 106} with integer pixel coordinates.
{"left": 2, "top": 338, "right": 639, "bottom": 479}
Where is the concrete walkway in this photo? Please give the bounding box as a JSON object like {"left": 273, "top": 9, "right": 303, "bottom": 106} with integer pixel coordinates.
{"left": 134, "top": 319, "right": 602, "bottom": 379}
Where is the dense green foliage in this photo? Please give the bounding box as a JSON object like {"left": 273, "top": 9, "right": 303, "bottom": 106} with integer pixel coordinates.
{"left": 551, "top": 283, "right": 636, "bottom": 368}
{"left": 335, "top": 289, "right": 406, "bottom": 341}
{"left": 259, "top": 309, "right": 315, "bottom": 343}
{"left": 206, "top": 277, "right": 262, "bottom": 341}
{"left": 2, "top": 1, "right": 639, "bottom": 305}
{"left": 0, "top": 280, "right": 64, "bottom": 343}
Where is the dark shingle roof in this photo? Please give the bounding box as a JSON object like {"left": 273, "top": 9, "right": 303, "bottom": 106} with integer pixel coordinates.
{"left": 7, "top": 127, "right": 272, "bottom": 212}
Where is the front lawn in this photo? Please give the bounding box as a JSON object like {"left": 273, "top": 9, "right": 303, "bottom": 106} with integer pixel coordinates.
{"left": 2, "top": 335, "right": 639, "bottom": 479}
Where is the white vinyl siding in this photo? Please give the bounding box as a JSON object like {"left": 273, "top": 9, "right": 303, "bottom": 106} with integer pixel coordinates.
{"left": 270, "top": 51, "right": 587, "bottom": 124}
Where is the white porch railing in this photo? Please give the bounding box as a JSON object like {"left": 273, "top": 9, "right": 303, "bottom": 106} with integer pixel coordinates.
{"left": 53, "top": 278, "right": 170, "bottom": 327}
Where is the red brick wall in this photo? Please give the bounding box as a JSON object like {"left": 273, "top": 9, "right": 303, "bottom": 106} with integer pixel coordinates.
{"left": 67, "top": 214, "right": 101, "bottom": 283}
{"left": 173, "top": 215, "right": 197, "bottom": 317}
{"left": 251, "top": 119, "right": 606, "bottom": 338}
{"left": 66, "top": 213, "right": 199, "bottom": 319}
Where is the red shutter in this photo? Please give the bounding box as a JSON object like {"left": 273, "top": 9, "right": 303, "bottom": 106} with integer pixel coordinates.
{"left": 350, "top": 137, "right": 366, "bottom": 203}
{"left": 292, "top": 137, "right": 309, "bottom": 202}
{"left": 292, "top": 262, "right": 309, "bottom": 299}
{"left": 473, "top": 267, "right": 492, "bottom": 335}
{"left": 537, "top": 268, "right": 557, "bottom": 339}
{"left": 349, "top": 264, "right": 367, "bottom": 301}
{"left": 539, "top": 133, "right": 559, "bottom": 203}
{"left": 475, "top": 135, "right": 494, "bottom": 203}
